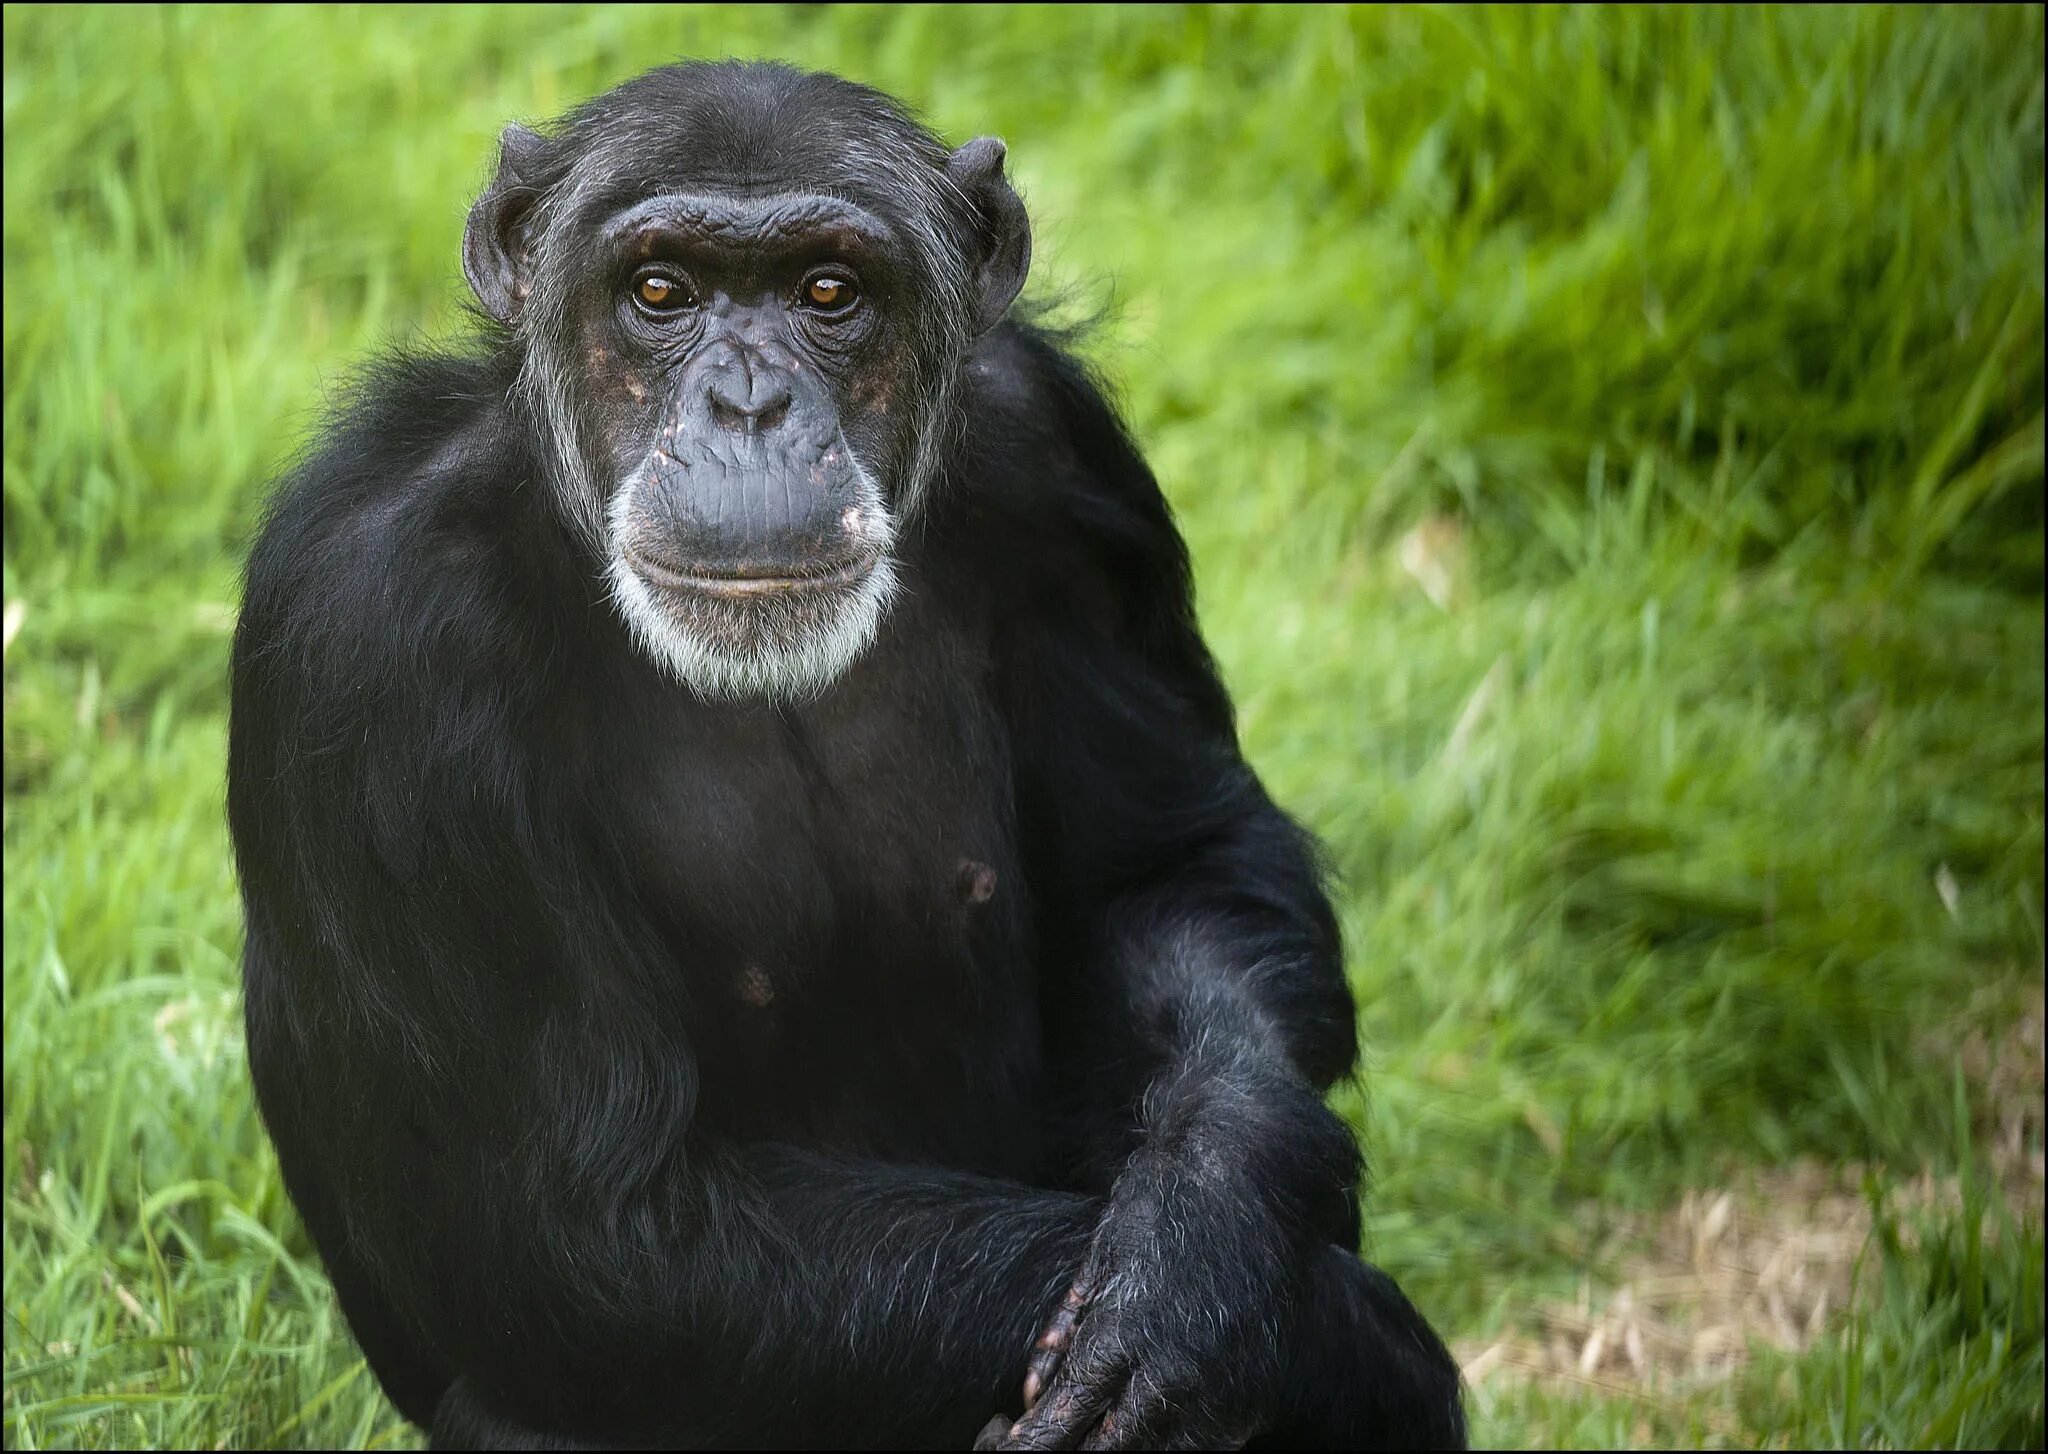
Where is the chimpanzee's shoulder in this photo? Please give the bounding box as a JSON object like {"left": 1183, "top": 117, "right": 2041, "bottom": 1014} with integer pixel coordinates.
{"left": 237, "top": 345, "right": 562, "bottom": 703}
{"left": 941, "top": 321, "right": 1212, "bottom": 686}
{"left": 251, "top": 349, "right": 529, "bottom": 572}
{"left": 952, "top": 320, "right": 1184, "bottom": 551}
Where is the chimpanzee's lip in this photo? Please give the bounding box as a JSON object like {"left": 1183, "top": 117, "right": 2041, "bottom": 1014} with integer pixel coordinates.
{"left": 624, "top": 546, "right": 874, "bottom": 599}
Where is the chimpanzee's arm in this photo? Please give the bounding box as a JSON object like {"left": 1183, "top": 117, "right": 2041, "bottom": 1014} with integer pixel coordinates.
{"left": 981, "top": 327, "right": 1464, "bottom": 1449}
{"left": 989, "top": 329, "right": 1360, "bottom": 1183}
{"left": 1009, "top": 600, "right": 1367, "bottom": 1231}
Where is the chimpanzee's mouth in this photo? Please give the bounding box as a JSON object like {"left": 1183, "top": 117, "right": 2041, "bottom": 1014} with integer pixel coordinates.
{"left": 606, "top": 466, "right": 902, "bottom": 699}
{"left": 623, "top": 546, "right": 875, "bottom": 600}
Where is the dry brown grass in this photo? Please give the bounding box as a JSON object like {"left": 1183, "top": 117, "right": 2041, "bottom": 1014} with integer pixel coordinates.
{"left": 1459, "top": 986, "right": 2045, "bottom": 1400}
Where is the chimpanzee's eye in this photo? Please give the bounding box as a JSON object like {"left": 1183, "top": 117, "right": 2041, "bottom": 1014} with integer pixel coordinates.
{"left": 802, "top": 273, "right": 858, "bottom": 314}
{"left": 633, "top": 270, "right": 693, "bottom": 313}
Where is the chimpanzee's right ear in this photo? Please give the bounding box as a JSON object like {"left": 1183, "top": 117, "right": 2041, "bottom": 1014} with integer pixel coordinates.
{"left": 463, "top": 124, "right": 550, "bottom": 326}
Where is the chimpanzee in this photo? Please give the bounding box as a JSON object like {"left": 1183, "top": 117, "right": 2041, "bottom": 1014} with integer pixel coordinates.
{"left": 228, "top": 60, "right": 1465, "bottom": 1451}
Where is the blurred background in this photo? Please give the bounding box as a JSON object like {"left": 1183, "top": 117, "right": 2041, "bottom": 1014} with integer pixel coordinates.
{"left": 3, "top": 5, "right": 2042, "bottom": 1448}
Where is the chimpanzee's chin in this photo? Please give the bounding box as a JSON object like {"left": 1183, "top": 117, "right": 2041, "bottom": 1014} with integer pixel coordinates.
{"left": 606, "top": 544, "right": 898, "bottom": 702}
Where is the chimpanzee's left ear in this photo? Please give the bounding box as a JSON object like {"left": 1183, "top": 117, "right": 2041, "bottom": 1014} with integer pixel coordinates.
{"left": 463, "top": 123, "right": 551, "bottom": 326}
{"left": 946, "top": 137, "right": 1032, "bottom": 336}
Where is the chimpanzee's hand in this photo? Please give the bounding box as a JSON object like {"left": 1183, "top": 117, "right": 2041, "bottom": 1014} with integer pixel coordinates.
{"left": 979, "top": 1061, "right": 1360, "bottom": 1451}
{"left": 978, "top": 1160, "right": 1282, "bottom": 1450}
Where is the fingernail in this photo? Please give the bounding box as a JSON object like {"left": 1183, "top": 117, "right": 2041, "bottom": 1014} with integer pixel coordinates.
{"left": 1023, "top": 1372, "right": 1041, "bottom": 1404}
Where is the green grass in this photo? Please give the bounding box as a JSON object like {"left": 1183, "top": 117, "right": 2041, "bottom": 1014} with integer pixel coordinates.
{"left": 4, "top": 5, "right": 2042, "bottom": 1448}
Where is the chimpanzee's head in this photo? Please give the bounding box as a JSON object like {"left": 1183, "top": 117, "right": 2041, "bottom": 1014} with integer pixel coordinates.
{"left": 462, "top": 62, "right": 1030, "bottom": 700}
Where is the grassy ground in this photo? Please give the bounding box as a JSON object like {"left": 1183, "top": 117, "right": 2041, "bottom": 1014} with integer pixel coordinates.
{"left": 4, "top": 5, "right": 2042, "bottom": 1448}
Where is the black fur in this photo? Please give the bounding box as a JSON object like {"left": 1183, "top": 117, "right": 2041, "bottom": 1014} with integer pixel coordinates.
{"left": 229, "top": 61, "right": 1464, "bottom": 1451}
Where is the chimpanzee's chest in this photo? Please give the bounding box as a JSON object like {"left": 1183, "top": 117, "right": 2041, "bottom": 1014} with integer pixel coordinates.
{"left": 597, "top": 609, "right": 1045, "bottom": 1175}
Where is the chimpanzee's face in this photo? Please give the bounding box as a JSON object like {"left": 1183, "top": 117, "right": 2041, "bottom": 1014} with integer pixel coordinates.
{"left": 567, "top": 188, "right": 931, "bottom": 701}
{"left": 463, "top": 71, "right": 1028, "bottom": 702}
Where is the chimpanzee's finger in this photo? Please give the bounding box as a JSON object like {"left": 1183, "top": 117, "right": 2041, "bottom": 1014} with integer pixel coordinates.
{"left": 1076, "top": 1377, "right": 1172, "bottom": 1451}
{"left": 974, "top": 1413, "right": 1017, "bottom": 1450}
{"left": 998, "top": 1360, "right": 1128, "bottom": 1451}
{"left": 1081, "top": 1384, "right": 1220, "bottom": 1449}
{"left": 1022, "top": 1280, "right": 1091, "bottom": 1409}
{"left": 1075, "top": 1370, "right": 1255, "bottom": 1451}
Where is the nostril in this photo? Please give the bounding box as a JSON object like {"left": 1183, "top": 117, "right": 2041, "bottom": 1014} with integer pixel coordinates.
{"left": 707, "top": 377, "right": 794, "bottom": 433}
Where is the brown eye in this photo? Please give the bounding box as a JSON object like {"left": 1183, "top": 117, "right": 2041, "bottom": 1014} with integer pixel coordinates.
{"left": 634, "top": 271, "right": 689, "bottom": 312}
{"left": 804, "top": 274, "right": 857, "bottom": 312}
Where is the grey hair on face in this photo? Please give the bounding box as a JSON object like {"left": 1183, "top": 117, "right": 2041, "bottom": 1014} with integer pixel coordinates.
{"left": 509, "top": 129, "right": 979, "bottom": 546}
{"left": 509, "top": 160, "right": 626, "bottom": 552}
{"left": 601, "top": 457, "right": 903, "bottom": 702}
{"left": 489, "top": 74, "right": 1002, "bottom": 698}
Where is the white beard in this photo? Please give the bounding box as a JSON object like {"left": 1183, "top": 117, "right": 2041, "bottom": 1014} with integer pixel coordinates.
{"left": 602, "top": 463, "right": 901, "bottom": 703}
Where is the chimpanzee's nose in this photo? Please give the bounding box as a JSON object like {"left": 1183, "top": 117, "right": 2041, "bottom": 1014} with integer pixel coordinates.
{"left": 707, "top": 358, "right": 793, "bottom": 434}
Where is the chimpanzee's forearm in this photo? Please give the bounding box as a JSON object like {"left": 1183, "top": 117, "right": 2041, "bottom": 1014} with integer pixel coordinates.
{"left": 440, "top": 1143, "right": 1097, "bottom": 1446}
{"left": 1068, "top": 779, "right": 1365, "bottom": 1243}
{"left": 271, "top": 958, "right": 1103, "bottom": 1449}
